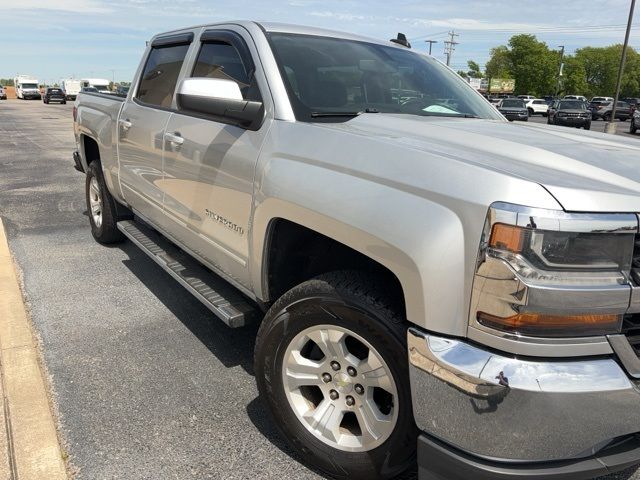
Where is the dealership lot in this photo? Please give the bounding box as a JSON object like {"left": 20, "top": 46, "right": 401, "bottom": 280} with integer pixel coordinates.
{"left": 0, "top": 99, "right": 638, "bottom": 480}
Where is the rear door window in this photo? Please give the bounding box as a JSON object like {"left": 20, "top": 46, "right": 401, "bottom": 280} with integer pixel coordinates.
{"left": 137, "top": 42, "right": 191, "bottom": 108}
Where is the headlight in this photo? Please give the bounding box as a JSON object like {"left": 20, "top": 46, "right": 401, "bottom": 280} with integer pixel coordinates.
{"left": 557, "top": 112, "right": 566, "bottom": 117}
{"left": 470, "top": 203, "right": 637, "bottom": 338}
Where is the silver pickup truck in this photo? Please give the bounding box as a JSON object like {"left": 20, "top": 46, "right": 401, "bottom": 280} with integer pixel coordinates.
{"left": 73, "top": 21, "right": 640, "bottom": 480}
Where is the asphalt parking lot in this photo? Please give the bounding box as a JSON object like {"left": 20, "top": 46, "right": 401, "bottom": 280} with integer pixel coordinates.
{"left": 0, "top": 99, "right": 638, "bottom": 480}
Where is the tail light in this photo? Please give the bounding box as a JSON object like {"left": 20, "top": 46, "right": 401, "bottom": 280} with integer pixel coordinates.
{"left": 72, "top": 106, "right": 77, "bottom": 122}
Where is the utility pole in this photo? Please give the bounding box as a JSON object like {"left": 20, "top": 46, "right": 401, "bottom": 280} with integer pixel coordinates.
{"left": 443, "top": 31, "right": 459, "bottom": 67}
{"left": 554, "top": 46, "right": 564, "bottom": 99}
{"left": 424, "top": 40, "right": 438, "bottom": 55}
{"left": 606, "top": 0, "right": 636, "bottom": 134}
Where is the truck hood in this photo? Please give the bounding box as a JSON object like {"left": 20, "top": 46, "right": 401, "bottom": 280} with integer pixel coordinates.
{"left": 323, "top": 114, "right": 640, "bottom": 212}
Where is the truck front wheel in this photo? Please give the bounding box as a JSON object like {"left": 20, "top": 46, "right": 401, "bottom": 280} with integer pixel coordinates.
{"left": 255, "top": 271, "right": 417, "bottom": 480}
{"left": 85, "top": 162, "right": 124, "bottom": 243}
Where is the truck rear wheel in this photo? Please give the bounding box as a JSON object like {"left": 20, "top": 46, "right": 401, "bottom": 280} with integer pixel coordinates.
{"left": 255, "top": 271, "right": 417, "bottom": 480}
{"left": 86, "top": 162, "right": 124, "bottom": 244}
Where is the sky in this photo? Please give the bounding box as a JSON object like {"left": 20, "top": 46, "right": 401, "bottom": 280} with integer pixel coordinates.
{"left": 1, "top": 0, "right": 638, "bottom": 84}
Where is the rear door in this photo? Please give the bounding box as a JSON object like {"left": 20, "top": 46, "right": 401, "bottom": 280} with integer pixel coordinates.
{"left": 117, "top": 32, "right": 194, "bottom": 225}
{"left": 160, "top": 27, "right": 272, "bottom": 288}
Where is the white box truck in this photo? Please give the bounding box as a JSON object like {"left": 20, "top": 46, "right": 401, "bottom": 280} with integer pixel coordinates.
{"left": 14, "top": 75, "right": 41, "bottom": 100}
{"left": 80, "top": 78, "right": 111, "bottom": 94}
{"left": 61, "top": 79, "right": 81, "bottom": 100}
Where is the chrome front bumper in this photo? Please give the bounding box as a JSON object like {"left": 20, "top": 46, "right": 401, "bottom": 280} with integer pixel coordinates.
{"left": 408, "top": 327, "right": 640, "bottom": 462}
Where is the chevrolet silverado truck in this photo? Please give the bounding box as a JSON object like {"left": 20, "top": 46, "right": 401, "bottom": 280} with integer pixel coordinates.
{"left": 73, "top": 21, "right": 640, "bottom": 480}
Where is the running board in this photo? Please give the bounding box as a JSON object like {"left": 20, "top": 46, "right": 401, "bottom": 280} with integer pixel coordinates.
{"left": 117, "top": 220, "right": 256, "bottom": 328}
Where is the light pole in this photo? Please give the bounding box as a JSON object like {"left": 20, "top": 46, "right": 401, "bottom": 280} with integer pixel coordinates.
{"left": 554, "top": 46, "right": 564, "bottom": 99}
{"left": 424, "top": 40, "right": 438, "bottom": 55}
{"left": 606, "top": 0, "right": 636, "bottom": 134}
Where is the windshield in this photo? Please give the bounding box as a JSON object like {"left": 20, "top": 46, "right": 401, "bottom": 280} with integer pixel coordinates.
{"left": 95, "top": 86, "right": 109, "bottom": 91}
{"left": 267, "top": 33, "right": 500, "bottom": 121}
{"left": 501, "top": 99, "right": 525, "bottom": 108}
{"left": 21, "top": 83, "right": 38, "bottom": 89}
{"left": 559, "top": 101, "right": 586, "bottom": 110}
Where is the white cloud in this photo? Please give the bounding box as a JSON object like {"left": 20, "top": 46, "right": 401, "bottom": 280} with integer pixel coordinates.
{"left": 4, "top": 0, "right": 110, "bottom": 13}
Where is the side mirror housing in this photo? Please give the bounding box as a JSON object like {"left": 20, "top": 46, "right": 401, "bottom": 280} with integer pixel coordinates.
{"left": 176, "top": 78, "right": 264, "bottom": 131}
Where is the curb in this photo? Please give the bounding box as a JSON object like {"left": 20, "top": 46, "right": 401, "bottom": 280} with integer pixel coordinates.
{"left": 0, "top": 218, "right": 67, "bottom": 480}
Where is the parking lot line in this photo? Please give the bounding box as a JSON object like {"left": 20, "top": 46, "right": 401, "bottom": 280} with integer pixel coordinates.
{"left": 0, "top": 217, "right": 67, "bottom": 480}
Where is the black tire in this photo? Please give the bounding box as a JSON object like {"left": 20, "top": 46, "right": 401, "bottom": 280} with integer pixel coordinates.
{"left": 62, "top": 100, "right": 67, "bottom": 104}
{"left": 255, "top": 271, "right": 417, "bottom": 480}
{"left": 547, "top": 116, "right": 552, "bottom": 124}
{"left": 604, "top": 113, "right": 611, "bottom": 121}
{"left": 630, "top": 119, "right": 637, "bottom": 134}
{"left": 527, "top": 108, "right": 534, "bottom": 116}
{"left": 584, "top": 123, "right": 591, "bottom": 130}
{"left": 85, "top": 161, "right": 125, "bottom": 243}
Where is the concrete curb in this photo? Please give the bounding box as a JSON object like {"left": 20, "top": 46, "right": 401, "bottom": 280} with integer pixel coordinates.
{"left": 0, "top": 218, "right": 67, "bottom": 480}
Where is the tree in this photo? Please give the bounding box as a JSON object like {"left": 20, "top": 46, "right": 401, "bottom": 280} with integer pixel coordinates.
{"left": 562, "top": 56, "right": 588, "bottom": 96}
{"left": 466, "top": 60, "right": 483, "bottom": 78}
{"left": 0, "top": 79, "right": 14, "bottom": 87}
{"left": 507, "top": 35, "right": 557, "bottom": 96}
{"left": 485, "top": 46, "right": 511, "bottom": 80}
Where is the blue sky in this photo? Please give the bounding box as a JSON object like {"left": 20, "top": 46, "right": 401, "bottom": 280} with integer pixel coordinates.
{"left": 1, "top": 0, "right": 637, "bottom": 83}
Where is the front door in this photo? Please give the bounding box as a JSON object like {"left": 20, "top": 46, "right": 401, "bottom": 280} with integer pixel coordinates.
{"left": 118, "top": 35, "right": 192, "bottom": 225}
{"left": 160, "top": 29, "right": 271, "bottom": 288}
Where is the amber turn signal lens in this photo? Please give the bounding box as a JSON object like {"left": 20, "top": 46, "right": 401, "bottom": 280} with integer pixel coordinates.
{"left": 477, "top": 311, "right": 622, "bottom": 337}
{"left": 489, "top": 223, "right": 526, "bottom": 253}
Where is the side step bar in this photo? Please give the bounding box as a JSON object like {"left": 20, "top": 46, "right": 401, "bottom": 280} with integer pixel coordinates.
{"left": 117, "top": 220, "right": 257, "bottom": 328}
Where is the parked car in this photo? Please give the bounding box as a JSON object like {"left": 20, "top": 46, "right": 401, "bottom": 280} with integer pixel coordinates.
{"left": 42, "top": 87, "right": 66, "bottom": 104}
{"left": 547, "top": 99, "right": 591, "bottom": 129}
{"left": 622, "top": 97, "right": 640, "bottom": 105}
{"left": 115, "top": 85, "right": 130, "bottom": 97}
{"left": 0, "top": 87, "right": 6, "bottom": 100}
{"left": 593, "top": 101, "right": 631, "bottom": 121}
{"left": 525, "top": 98, "right": 549, "bottom": 116}
{"left": 517, "top": 94, "right": 536, "bottom": 102}
{"left": 497, "top": 98, "right": 529, "bottom": 121}
{"left": 591, "top": 96, "right": 614, "bottom": 103}
{"left": 73, "top": 21, "right": 640, "bottom": 480}
{"left": 630, "top": 109, "right": 640, "bottom": 134}
{"left": 563, "top": 95, "right": 587, "bottom": 102}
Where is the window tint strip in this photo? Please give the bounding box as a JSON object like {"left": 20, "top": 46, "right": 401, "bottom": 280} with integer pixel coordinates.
{"left": 151, "top": 32, "right": 194, "bottom": 47}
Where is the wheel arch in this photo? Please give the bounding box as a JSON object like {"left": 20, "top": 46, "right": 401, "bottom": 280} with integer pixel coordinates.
{"left": 251, "top": 200, "right": 432, "bottom": 328}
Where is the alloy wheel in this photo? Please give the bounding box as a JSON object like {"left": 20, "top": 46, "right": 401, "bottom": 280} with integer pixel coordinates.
{"left": 282, "top": 324, "right": 398, "bottom": 452}
{"left": 89, "top": 176, "right": 103, "bottom": 228}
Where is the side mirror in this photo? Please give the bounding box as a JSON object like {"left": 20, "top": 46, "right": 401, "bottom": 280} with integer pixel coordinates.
{"left": 176, "top": 77, "right": 264, "bottom": 130}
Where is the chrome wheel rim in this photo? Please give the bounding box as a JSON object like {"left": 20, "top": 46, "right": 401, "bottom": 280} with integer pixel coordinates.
{"left": 89, "top": 177, "right": 103, "bottom": 228}
{"left": 282, "top": 324, "right": 398, "bottom": 452}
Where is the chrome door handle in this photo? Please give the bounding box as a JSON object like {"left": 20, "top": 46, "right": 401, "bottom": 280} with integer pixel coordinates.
{"left": 119, "top": 119, "right": 132, "bottom": 131}
{"left": 164, "top": 132, "right": 184, "bottom": 147}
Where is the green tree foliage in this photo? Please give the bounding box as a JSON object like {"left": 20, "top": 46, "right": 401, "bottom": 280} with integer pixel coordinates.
{"left": 485, "top": 46, "right": 511, "bottom": 80}
{"left": 506, "top": 35, "right": 557, "bottom": 96}
{"left": 0, "top": 79, "right": 14, "bottom": 87}
{"left": 562, "top": 56, "right": 588, "bottom": 95}
{"left": 482, "top": 35, "right": 640, "bottom": 98}
{"left": 466, "top": 60, "right": 483, "bottom": 78}
{"left": 561, "top": 45, "right": 640, "bottom": 98}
